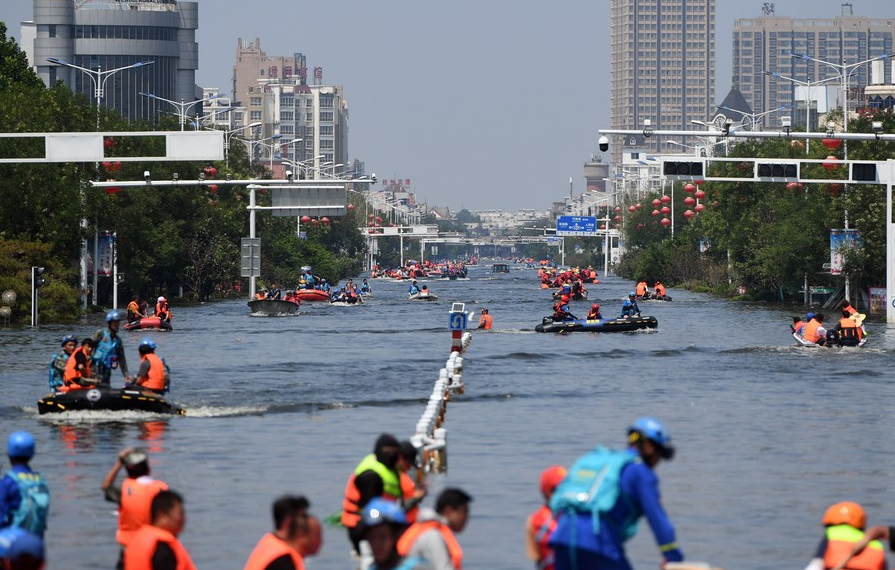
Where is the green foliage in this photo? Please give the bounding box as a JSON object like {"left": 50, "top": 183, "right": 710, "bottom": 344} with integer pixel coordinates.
{"left": 0, "top": 239, "right": 80, "bottom": 323}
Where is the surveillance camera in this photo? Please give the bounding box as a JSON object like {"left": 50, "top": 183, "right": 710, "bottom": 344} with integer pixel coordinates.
{"left": 598, "top": 136, "right": 609, "bottom": 152}
{"left": 143, "top": 171, "right": 151, "bottom": 181}
{"left": 371, "top": 173, "right": 377, "bottom": 184}
{"left": 286, "top": 170, "right": 294, "bottom": 180}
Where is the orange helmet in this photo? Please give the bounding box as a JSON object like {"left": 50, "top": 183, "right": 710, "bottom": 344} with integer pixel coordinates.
{"left": 822, "top": 501, "right": 866, "bottom": 529}
{"left": 561, "top": 295, "right": 570, "bottom": 303}
{"left": 592, "top": 303, "right": 600, "bottom": 310}
{"left": 539, "top": 465, "right": 567, "bottom": 498}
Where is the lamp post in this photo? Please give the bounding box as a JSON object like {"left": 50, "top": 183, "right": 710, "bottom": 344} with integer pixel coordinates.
{"left": 139, "top": 92, "right": 219, "bottom": 131}
{"left": 46, "top": 57, "right": 154, "bottom": 309}
{"left": 222, "top": 122, "right": 262, "bottom": 167}
{"left": 763, "top": 71, "right": 841, "bottom": 154}
{"left": 717, "top": 103, "right": 793, "bottom": 132}
{"left": 244, "top": 134, "right": 283, "bottom": 165}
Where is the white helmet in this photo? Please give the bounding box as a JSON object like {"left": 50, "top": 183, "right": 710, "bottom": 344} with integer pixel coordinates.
{"left": 157, "top": 296, "right": 166, "bottom": 303}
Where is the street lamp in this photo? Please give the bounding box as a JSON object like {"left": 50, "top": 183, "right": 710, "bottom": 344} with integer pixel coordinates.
{"left": 222, "top": 122, "right": 262, "bottom": 167}
{"left": 139, "top": 92, "right": 218, "bottom": 131}
{"left": 717, "top": 103, "right": 793, "bottom": 132}
{"left": 763, "top": 71, "right": 841, "bottom": 153}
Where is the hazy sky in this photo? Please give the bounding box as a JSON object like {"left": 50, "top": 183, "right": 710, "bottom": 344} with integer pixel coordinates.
{"left": 4, "top": 1, "right": 895, "bottom": 210}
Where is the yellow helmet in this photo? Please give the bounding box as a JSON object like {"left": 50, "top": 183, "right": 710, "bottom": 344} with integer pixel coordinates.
{"left": 822, "top": 501, "right": 866, "bottom": 529}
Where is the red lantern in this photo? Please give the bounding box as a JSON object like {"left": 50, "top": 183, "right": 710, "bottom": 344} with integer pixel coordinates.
{"left": 311, "top": 218, "right": 320, "bottom": 226}
{"left": 614, "top": 215, "right": 621, "bottom": 221}
{"left": 684, "top": 209, "right": 695, "bottom": 219}
{"left": 369, "top": 214, "right": 375, "bottom": 219}
{"left": 684, "top": 184, "right": 696, "bottom": 193}
{"left": 599, "top": 224, "right": 606, "bottom": 229}
{"left": 367, "top": 222, "right": 374, "bottom": 227}
{"left": 635, "top": 203, "right": 642, "bottom": 209}
{"left": 652, "top": 198, "right": 661, "bottom": 207}
{"left": 321, "top": 217, "right": 330, "bottom": 224}
{"left": 822, "top": 138, "right": 842, "bottom": 150}
{"left": 694, "top": 180, "right": 705, "bottom": 186}
{"left": 208, "top": 184, "right": 218, "bottom": 193}
{"left": 695, "top": 203, "right": 705, "bottom": 212}
{"left": 695, "top": 189, "right": 706, "bottom": 199}
{"left": 103, "top": 138, "right": 114, "bottom": 149}
{"left": 660, "top": 206, "right": 671, "bottom": 215}
{"left": 652, "top": 209, "right": 660, "bottom": 217}
{"left": 301, "top": 215, "right": 312, "bottom": 223}
{"left": 112, "top": 161, "right": 121, "bottom": 172}
{"left": 628, "top": 205, "right": 637, "bottom": 212}
{"left": 660, "top": 195, "right": 671, "bottom": 204}
{"left": 375, "top": 216, "right": 383, "bottom": 223}
{"left": 684, "top": 196, "right": 696, "bottom": 206}
{"left": 105, "top": 187, "right": 121, "bottom": 196}
{"left": 614, "top": 206, "right": 621, "bottom": 212}
{"left": 823, "top": 156, "right": 839, "bottom": 171}
{"left": 102, "top": 161, "right": 112, "bottom": 170}
{"left": 828, "top": 183, "right": 843, "bottom": 197}
{"left": 660, "top": 217, "right": 671, "bottom": 227}
{"left": 204, "top": 166, "right": 218, "bottom": 178}
{"left": 347, "top": 204, "right": 356, "bottom": 211}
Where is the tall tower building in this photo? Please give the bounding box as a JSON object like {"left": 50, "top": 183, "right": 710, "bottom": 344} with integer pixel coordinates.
{"left": 733, "top": 12, "right": 895, "bottom": 131}
{"left": 31, "top": 0, "right": 200, "bottom": 123}
{"left": 610, "top": 0, "right": 716, "bottom": 163}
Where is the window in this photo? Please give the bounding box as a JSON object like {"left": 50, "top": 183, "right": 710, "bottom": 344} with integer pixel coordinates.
{"left": 319, "top": 112, "right": 333, "bottom": 122}
{"left": 48, "top": 25, "right": 56, "bottom": 38}
{"left": 280, "top": 111, "right": 294, "bottom": 121}
{"left": 320, "top": 125, "right": 333, "bottom": 135}
{"left": 320, "top": 139, "right": 334, "bottom": 149}
{"left": 319, "top": 95, "right": 334, "bottom": 108}
{"left": 250, "top": 97, "right": 261, "bottom": 106}
{"left": 250, "top": 111, "right": 262, "bottom": 120}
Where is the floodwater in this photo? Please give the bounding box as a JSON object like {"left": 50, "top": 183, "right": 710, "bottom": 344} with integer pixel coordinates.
{"left": 1, "top": 265, "right": 892, "bottom": 569}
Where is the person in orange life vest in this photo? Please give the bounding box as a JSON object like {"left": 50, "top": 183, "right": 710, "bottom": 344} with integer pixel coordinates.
{"left": 397, "top": 441, "right": 426, "bottom": 525}
{"left": 802, "top": 313, "right": 827, "bottom": 345}
{"left": 849, "top": 525, "right": 895, "bottom": 559}
{"left": 127, "top": 296, "right": 145, "bottom": 324}
{"left": 154, "top": 297, "right": 171, "bottom": 322}
{"left": 131, "top": 339, "right": 167, "bottom": 394}
{"left": 654, "top": 281, "right": 667, "bottom": 298}
{"left": 342, "top": 434, "right": 402, "bottom": 554}
{"left": 586, "top": 303, "right": 602, "bottom": 321}
{"left": 526, "top": 465, "right": 567, "bottom": 570}
{"left": 255, "top": 290, "right": 267, "bottom": 300}
{"left": 62, "top": 338, "right": 97, "bottom": 391}
{"left": 102, "top": 448, "right": 169, "bottom": 570}
{"left": 552, "top": 296, "right": 576, "bottom": 322}
{"left": 243, "top": 495, "right": 322, "bottom": 570}
{"left": 397, "top": 487, "right": 471, "bottom": 570}
{"left": 841, "top": 300, "right": 858, "bottom": 316}
{"left": 124, "top": 489, "right": 195, "bottom": 570}
{"left": 803, "top": 502, "right": 886, "bottom": 570}
{"left": 635, "top": 281, "right": 648, "bottom": 297}
{"left": 477, "top": 309, "right": 492, "bottom": 330}
{"left": 836, "top": 309, "right": 864, "bottom": 341}
{"left": 791, "top": 316, "right": 807, "bottom": 335}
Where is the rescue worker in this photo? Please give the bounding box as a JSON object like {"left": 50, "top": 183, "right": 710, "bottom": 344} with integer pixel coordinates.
{"left": 0, "top": 432, "right": 49, "bottom": 539}
{"left": 526, "top": 465, "right": 567, "bottom": 570}
{"left": 361, "top": 498, "right": 426, "bottom": 570}
{"left": 124, "top": 490, "right": 195, "bottom": 570}
{"left": 620, "top": 292, "right": 641, "bottom": 318}
{"left": 802, "top": 313, "right": 827, "bottom": 345}
{"left": 849, "top": 525, "right": 895, "bottom": 558}
{"left": 552, "top": 296, "right": 576, "bottom": 322}
{"left": 101, "top": 447, "right": 169, "bottom": 570}
{"left": 791, "top": 316, "right": 806, "bottom": 335}
{"left": 586, "top": 304, "right": 603, "bottom": 321}
{"left": 397, "top": 441, "right": 426, "bottom": 525}
{"left": 396, "top": 487, "right": 471, "bottom": 570}
{"left": 803, "top": 502, "right": 886, "bottom": 570}
{"left": 0, "top": 527, "right": 45, "bottom": 570}
{"left": 132, "top": 339, "right": 168, "bottom": 394}
{"left": 836, "top": 309, "right": 863, "bottom": 343}
{"left": 550, "top": 417, "right": 683, "bottom": 570}
{"left": 361, "top": 279, "right": 372, "bottom": 294}
{"left": 408, "top": 280, "right": 421, "bottom": 296}
{"left": 635, "top": 281, "right": 648, "bottom": 298}
{"left": 126, "top": 296, "right": 145, "bottom": 323}
{"left": 841, "top": 300, "right": 858, "bottom": 316}
{"left": 478, "top": 309, "right": 493, "bottom": 330}
{"left": 255, "top": 290, "right": 267, "bottom": 300}
{"left": 93, "top": 310, "right": 130, "bottom": 386}
{"left": 342, "top": 434, "right": 403, "bottom": 554}
{"left": 63, "top": 338, "right": 97, "bottom": 391}
{"left": 654, "top": 281, "right": 667, "bottom": 299}
{"left": 155, "top": 297, "right": 172, "bottom": 321}
{"left": 243, "top": 495, "right": 321, "bottom": 570}
{"left": 48, "top": 335, "right": 78, "bottom": 390}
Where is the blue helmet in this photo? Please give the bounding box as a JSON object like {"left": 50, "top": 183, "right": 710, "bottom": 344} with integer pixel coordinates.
{"left": 629, "top": 417, "right": 674, "bottom": 459}
{"left": 0, "top": 527, "right": 45, "bottom": 561}
{"left": 61, "top": 334, "right": 77, "bottom": 346}
{"left": 629, "top": 291, "right": 636, "bottom": 297}
{"left": 362, "top": 498, "right": 407, "bottom": 527}
{"left": 140, "top": 338, "right": 157, "bottom": 350}
{"left": 7, "top": 431, "right": 35, "bottom": 460}
{"left": 105, "top": 310, "right": 122, "bottom": 322}
{"left": 806, "top": 312, "right": 815, "bottom": 320}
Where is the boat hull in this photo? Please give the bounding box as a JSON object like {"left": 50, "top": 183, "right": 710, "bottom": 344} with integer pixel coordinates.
{"left": 123, "top": 317, "right": 172, "bottom": 331}
{"left": 792, "top": 331, "right": 866, "bottom": 348}
{"left": 37, "top": 386, "right": 184, "bottom": 415}
{"left": 248, "top": 299, "right": 300, "bottom": 316}
{"left": 408, "top": 293, "right": 438, "bottom": 301}
{"left": 535, "top": 316, "right": 658, "bottom": 333}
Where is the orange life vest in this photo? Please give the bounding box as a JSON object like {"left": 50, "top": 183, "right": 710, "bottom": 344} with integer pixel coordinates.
{"left": 803, "top": 319, "right": 823, "bottom": 343}
{"left": 140, "top": 353, "right": 167, "bottom": 392}
{"left": 823, "top": 525, "right": 886, "bottom": 570}
{"left": 340, "top": 455, "right": 402, "bottom": 529}
{"left": 400, "top": 472, "right": 419, "bottom": 524}
{"left": 156, "top": 302, "right": 171, "bottom": 321}
{"left": 843, "top": 304, "right": 857, "bottom": 316}
{"left": 397, "top": 520, "right": 463, "bottom": 570}
{"left": 528, "top": 505, "right": 558, "bottom": 570}
{"left": 117, "top": 477, "right": 169, "bottom": 546}
{"left": 243, "top": 532, "right": 305, "bottom": 570}
{"left": 124, "top": 524, "right": 196, "bottom": 570}
{"left": 479, "top": 314, "right": 492, "bottom": 330}
{"left": 838, "top": 318, "right": 863, "bottom": 339}
{"left": 63, "top": 346, "right": 92, "bottom": 388}
{"left": 589, "top": 270, "right": 597, "bottom": 280}
{"left": 655, "top": 283, "right": 666, "bottom": 296}
{"left": 636, "top": 282, "right": 647, "bottom": 296}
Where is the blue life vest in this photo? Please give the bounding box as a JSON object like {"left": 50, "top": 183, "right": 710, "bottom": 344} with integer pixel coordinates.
{"left": 47, "top": 353, "right": 68, "bottom": 389}
{"left": 550, "top": 447, "right": 640, "bottom": 538}
{"left": 92, "top": 330, "right": 121, "bottom": 370}
{"left": 5, "top": 471, "right": 50, "bottom": 537}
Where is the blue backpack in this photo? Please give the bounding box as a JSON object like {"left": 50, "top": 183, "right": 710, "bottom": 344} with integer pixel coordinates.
{"left": 5, "top": 471, "right": 50, "bottom": 536}
{"left": 549, "top": 446, "right": 639, "bottom": 538}
{"left": 47, "top": 353, "right": 67, "bottom": 389}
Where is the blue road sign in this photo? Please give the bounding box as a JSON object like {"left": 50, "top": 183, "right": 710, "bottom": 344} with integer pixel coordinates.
{"left": 449, "top": 312, "right": 468, "bottom": 331}
{"left": 556, "top": 216, "right": 598, "bottom": 236}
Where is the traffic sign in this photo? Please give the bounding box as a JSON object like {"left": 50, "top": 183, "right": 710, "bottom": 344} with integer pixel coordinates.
{"left": 556, "top": 216, "right": 598, "bottom": 236}
{"left": 449, "top": 312, "right": 468, "bottom": 331}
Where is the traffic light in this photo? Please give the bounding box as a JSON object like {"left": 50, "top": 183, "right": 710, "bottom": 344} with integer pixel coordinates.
{"left": 32, "top": 266, "right": 45, "bottom": 288}
{"left": 756, "top": 162, "right": 798, "bottom": 180}
{"left": 852, "top": 162, "right": 878, "bottom": 183}
{"left": 662, "top": 160, "right": 704, "bottom": 179}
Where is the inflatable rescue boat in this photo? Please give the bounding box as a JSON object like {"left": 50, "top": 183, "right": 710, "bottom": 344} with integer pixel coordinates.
{"left": 123, "top": 317, "right": 172, "bottom": 331}
{"left": 38, "top": 386, "right": 184, "bottom": 415}
{"left": 535, "top": 315, "right": 658, "bottom": 333}
{"left": 248, "top": 299, "right": 300, "bottom": 316}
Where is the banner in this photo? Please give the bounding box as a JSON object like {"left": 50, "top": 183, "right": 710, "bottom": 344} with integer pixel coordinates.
{"left": 829, "top": 229, "right": 862, "bottom": 275}
{"left": 87, "top": 233, "right": 115, "bottom": 277}
{"left": 868, "top": 287, "right": 886, "bottom": 315}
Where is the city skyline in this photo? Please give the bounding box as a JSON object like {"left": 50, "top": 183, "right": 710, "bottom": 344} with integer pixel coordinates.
{"left": 5, "top": 0, "right": 895, "bottom": 211}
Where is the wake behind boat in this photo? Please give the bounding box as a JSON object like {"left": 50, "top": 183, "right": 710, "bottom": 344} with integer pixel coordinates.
{"left": 37, "top": 385, "right": 184, "bottom": 415}
{"left": 535, "top": 315, "right": 658, "bottom": 333}
{"left": 248, "top": 299, "right": 300, "bottom": 316}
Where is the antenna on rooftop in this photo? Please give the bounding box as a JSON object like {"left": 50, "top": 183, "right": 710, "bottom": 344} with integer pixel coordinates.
{"left": 761, "top": 3, "right": 775, "bottom": 16}
{"left": 841, "top": 3, "right": 853, "bottom": 15}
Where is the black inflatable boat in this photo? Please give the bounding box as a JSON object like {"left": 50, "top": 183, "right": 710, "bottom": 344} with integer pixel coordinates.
{"left": 37, "top": 386, "right": 184, "bottom": 415}
{"left": 535, "top": 315, "right": 658, "bottom": 333}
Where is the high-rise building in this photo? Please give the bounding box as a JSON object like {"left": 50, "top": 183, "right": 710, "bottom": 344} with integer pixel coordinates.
{"left": 610, "top": 0, "right": 716, "bottom": 163}
{"left": 29, "top": 0, "right": 200, "bottom": 123}
{"left": 733, "top": 12, "right": 895, "bottom": 130}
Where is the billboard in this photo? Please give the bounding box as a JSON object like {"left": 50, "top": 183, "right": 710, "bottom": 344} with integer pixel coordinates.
{"left": 830, "top": 229, "right": 862, "bottom": 275}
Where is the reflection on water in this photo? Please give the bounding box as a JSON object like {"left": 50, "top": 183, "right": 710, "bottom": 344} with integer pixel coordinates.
{"left": 0, "top": 268, "right": 893, "bottom": 569}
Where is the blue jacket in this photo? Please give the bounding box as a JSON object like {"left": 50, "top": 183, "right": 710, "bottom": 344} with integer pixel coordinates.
{"left": 550, "top": 449, "right": 683, "bottom": 563}
{"left": 0, "top": 465, "right": 31, "bottom": 527}
{"left": 620, "top": 299, "right": 640, "bottom": 317}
